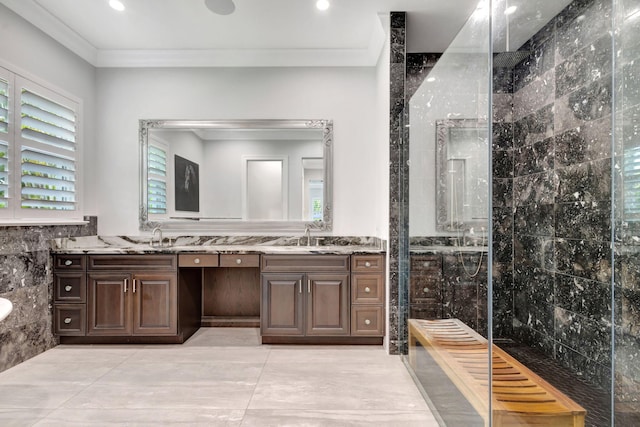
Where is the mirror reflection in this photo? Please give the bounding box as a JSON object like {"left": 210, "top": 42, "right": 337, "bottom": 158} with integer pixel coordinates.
{"left": 140, "top": 119, "right": 333, "bottom": 232}
{"left": 435, "top": 119, "right": 489, "bottom": 232}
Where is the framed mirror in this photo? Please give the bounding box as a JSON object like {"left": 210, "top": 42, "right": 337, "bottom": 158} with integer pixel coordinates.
{"left": 139, "top": 119, "right": 333, "bottom": 232}
{"left": 435, "top": 119, "right": 488, "bottom": 232}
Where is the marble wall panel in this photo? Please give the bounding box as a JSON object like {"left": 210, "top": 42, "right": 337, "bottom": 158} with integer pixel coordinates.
{"left": 0, "top": 217, "right": 97, "bottom": 373}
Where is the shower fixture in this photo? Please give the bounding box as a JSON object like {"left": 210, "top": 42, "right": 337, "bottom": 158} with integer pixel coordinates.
{"left": 204, "top": 0, "right": 235, "bottom": 15}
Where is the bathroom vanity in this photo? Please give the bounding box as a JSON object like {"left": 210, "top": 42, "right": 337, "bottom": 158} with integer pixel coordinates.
{"left": 51, "top": 236, "right": 385, "bottom": 345}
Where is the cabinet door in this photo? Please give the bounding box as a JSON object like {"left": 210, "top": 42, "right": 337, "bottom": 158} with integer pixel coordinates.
{"left": 132, "top": 272, "right": 177, "bottom": 336}
{"left": 87, "top": 272, "right": 131, "bottom": 336}
{"left": 306, "top": 273, "right": 350, "bottom": 336}
{"left": 261, "top": 273, "right": 304, "bottom": 336}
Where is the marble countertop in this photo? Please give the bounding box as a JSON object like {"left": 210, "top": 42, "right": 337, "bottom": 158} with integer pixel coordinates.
{"left": 50, "top": 235, "right": 386, "bottom": 255}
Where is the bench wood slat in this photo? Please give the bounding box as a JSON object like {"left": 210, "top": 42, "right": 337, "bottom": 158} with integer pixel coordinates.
{"left": 408, "top": 318, "right": 586, "bottom": 427}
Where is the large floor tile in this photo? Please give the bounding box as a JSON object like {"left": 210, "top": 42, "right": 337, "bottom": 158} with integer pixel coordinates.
{"left": 0, "top": 409, "right": 52, "bottom": 426}
{"left": 249, "top": 363, "right": 429, "bottom": 411}
{"left": 25, "top": 345, "right": 142, "bottom": 366}
{"left": 33, "top": 408, "right": 245, "bottom": 426}
{"left": 96, "top": 361, "right": 263, "bottom": 386}
{"left": 0, "top": 384, "right": 87, "bottom": 409}
{"left": 265, "top": 346, "right": 391, "bottom": 365}
{"left": 184, "top": 327, "right": 261, "bottom": 347}
{"left": 241, "top": 409, "right": 439, "bottom": 426}
{"left": 130, "top": 346, "right": 270, "bottom": 364}
{"left": 62, "top": 383, "right": 255, "bottom": 410}
{"left": 0, "top": 362, "right": 112, "bottom": 386}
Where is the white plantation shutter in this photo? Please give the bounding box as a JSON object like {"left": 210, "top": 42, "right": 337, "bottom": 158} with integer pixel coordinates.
{"left": 148, "top": 144, "right": 167, "bottom": 214}
{"left": 18, "top": 80, "right": 78, "bottom": 212}
{"left": 0, "top": 75, "right": 8, "bottom": 209}
{"left": 624, "top": 145, "right": 640, "bottom": 222}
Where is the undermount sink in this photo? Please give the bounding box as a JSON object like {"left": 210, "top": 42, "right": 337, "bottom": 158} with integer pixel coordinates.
{"left": 0, "top": 297, "right": 13, "bottom": 322}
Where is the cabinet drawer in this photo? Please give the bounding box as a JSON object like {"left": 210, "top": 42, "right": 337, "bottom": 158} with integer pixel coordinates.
{"left": 54, "top": 304, "right": 86, "bottom": 336}
{"left": 351, "top": 255, "right": 384, "bottom": 273}
{"left": 410, "top": 255, "right": 442, "bottom": 273}
{"left": 54, "top": 273, "right": 86, "bottom": 302}
{"left": 410, "top": 275, "right": 441, "bottom": 301}
{"left": 178, "top": 254, "right": 219, "bottom": 267}
{"left": 351, "top": 306, "right": 384, "bottom": 336}
{"left": 220, "top": 254, "right": 260, "bottom": 268}
{"left": 352, "top": 274, "right": 384, "bottom": 304}
{"left": 54, "top": 255, "right": 86, "bottom": 270}
{"left": 89, "top": 255, "right": 176, "bottom": 270}
{"left": 261, "top": 255, "right": 349, "bottom": 272}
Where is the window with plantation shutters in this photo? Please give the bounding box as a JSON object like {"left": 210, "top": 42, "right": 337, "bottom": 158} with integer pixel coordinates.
{"left": 0, "top": 65, "right": 81, "bottom": 221}
{"left": 148, "top": 144, "right": 167, "bottom": 214}
{"left": 624, "top": 145, "right": 640, "bottom": 223}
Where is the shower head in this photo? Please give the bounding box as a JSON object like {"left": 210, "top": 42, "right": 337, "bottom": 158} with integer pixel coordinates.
{"left": 493, "top": 50, "right": 530, "bottom": 69}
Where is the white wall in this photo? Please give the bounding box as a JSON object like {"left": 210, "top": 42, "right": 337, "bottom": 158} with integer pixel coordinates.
{"left": 0, "top": 4, "right": 97, "bottom": 216}
{"left": 95, "top": 66, "right": 382, "bottom": 236}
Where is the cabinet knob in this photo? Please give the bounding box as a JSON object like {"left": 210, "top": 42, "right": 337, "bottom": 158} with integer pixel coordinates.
{"left": 64, "top": 260, "right": 72, "bottom": 266}
{"left": 364, "top": 261, "right": 371, "bottom": 268}
{"left": 64, "top": 317, "right": 72, "bottom": 324}
{"left": 364, "top": 319, "right": 371, "bottom": 325}
{"left": 423, "top": 287, "right": 429, "bottom": 293}
{"left": 364, "top": 287, "right": 371, "bottom": 293}
{"left": 423, "top": 262, "right": 430, "bottom": 267}
{"left": 64, "top": 285, "right": 72, "bottom": 292}
{"left": 236, "top": 258, "right": 242, "bottom": 265}
{"left": 194, "top": 258, "right": 200, "bottom": 264}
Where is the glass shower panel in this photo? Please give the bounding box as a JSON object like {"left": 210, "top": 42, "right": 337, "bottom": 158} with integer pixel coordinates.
{"left": 492, "top": 0, "right": 614, "bottom": 425}
{"left": 402, "top": 1, "right": 491, "bottom": 425}
{"left": 614, "top": 0, "right": 640, "bottom": 424}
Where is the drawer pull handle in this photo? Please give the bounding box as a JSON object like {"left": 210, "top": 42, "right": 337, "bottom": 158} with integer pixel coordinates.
{"left": 364, "top": 319, "right": 371, "bottom": 325}
{"left": 423, "top": 287, "right": 429, "bottom": 293}
{"left": 64, "top": 317, "right": 72, "bottom": 324}
{"left": 236, "top": 258, "right": 242, "bottom": 264}
{"left": 364, "top": 287, "right": 371, "bottom": 293}
{"left": 124, "top": 279, "right": 129, "bottom": 293}
{"left": 194, "top": 258, "right": 201, "bottom": 264}
{"left": 364, "top": 261, "right": 371, "bottom": 268}
{"left": 64, "top": 285, "right": 72, "bottom": 292}
{"left": 64, "top": 260, "right": 72, "bottom": 266}
{"left": 423, "top": 262, "right": 430, "bottom": 267}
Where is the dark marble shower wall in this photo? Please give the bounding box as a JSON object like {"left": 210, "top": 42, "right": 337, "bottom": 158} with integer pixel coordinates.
{"left": 492, "top": 0, "right": 615, "bottom": 391}
{"left": 0, "top": 217, "right": 97, "bottom": 373}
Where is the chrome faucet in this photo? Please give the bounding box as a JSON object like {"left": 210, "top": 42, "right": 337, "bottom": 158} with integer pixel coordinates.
{"left": 151, "top": 226, "right": 163, "bottom": 247}
{"left": 304, "top": 225, "right": 312, "bottom": 247}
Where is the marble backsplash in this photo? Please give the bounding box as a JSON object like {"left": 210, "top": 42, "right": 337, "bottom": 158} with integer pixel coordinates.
{"left": 0, "top": 217, "right": 97, "bottom": 373}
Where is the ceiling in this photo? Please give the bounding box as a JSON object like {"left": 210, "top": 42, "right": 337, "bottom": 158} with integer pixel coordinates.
{"left": 1, "top": 0, "right": 571, "bottom": 68}
{"left": 1, "top": 0, "right": 480, "bottom": 67}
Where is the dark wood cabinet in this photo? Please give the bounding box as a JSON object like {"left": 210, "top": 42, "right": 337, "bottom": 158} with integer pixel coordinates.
{"left": 261, "top": 255, "right": 350, "bottom": 341}
{"left": 261, "top": 273, "right": 305, "bottom": 336}
{"left": 87, "top": 270, "right": 177, "bottom": 336}
{"left": 350, "top": 255, "right": 385, "bottom": 337}
{"left": 306, "top": 273, "right": 349, "bottom": 335}
{"left": 53, "top": 254, "right": 194, "bottom": 343}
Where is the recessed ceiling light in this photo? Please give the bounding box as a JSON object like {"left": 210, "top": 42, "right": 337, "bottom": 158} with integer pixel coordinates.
{"left": 316, "top": 0, "right": 330, "bottom": 11}
{"left": 426, "top": 77, "right": 436, "bottom": 83}
{"left": 109, "top": 0, "right": 125, "bottom": 12}
{"left": 205, "top": 0, "right": 235, "bottom": 15}
{"left": 504, "top": 5, "right": 517, "bottom": 15}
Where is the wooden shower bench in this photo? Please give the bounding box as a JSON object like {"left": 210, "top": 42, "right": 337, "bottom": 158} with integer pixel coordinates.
{"left": 408, "top": 318, "right": 586, "bottom": 427}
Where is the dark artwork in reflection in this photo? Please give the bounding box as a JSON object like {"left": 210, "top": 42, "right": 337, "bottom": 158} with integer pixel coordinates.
{"left": 174, "top": 155, "right": 199, "bottom": 212}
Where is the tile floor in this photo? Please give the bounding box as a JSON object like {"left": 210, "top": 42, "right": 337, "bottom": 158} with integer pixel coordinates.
{"left": 0, "top": 328, "right": 437, "bottom": 426}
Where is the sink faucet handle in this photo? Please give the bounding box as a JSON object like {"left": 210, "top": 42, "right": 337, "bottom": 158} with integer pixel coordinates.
{"left": 314, "top": 237, "right": 325, "bottom": 246}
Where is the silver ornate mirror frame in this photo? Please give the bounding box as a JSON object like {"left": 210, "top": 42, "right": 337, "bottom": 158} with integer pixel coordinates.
{"left": 139, "top": 119, "right": 333, "bottom": 232}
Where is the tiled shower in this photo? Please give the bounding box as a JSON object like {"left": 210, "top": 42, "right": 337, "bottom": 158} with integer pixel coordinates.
{"left": 397, "top": 0, "right": 640, "bottom": 425}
